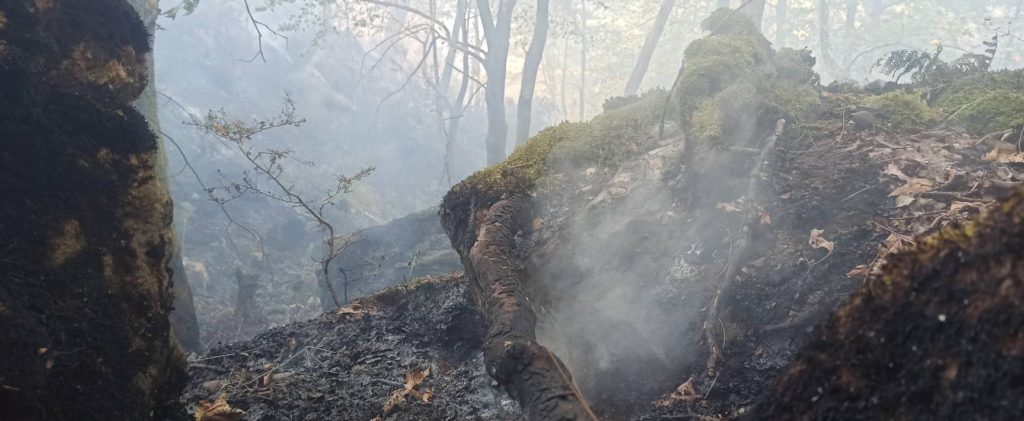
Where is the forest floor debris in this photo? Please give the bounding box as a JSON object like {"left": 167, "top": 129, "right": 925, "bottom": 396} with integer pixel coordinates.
{"left": 180, "top": 274, "right": 521, "bottom": 420}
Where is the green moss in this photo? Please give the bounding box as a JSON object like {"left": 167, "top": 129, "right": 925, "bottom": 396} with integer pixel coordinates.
{"left": 464, "top": 121, "right": 587, "bottom": 191}
{"left": 691, "top": 99, "right": 724, "bottom": 144}
{"left": 770, "top": 84, "right": 822, "bottom": 121}
{"left": 863, "top": 91, "right": 939, "bottom": 131}
{"left": 949, "top": 91, "right": 1024, "bottom": 135}
{"left": 676, "top": 35, "right": 770, "bottom": 121}
{"left": 931, "top": 70, "right": 1024, "bottom": 134}
{"left": 463, "top": 91, "right": 667, "bottom": 193}
{"left": 774, "top": 48, "right": 818, "bottom": 85}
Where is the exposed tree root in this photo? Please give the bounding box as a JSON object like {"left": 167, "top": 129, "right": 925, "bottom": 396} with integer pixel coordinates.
{"left": 442, "top": 191, "right": 597, "bottom": 421}
{"left": 703, "top": 119, "right": 786, "bottom": 378}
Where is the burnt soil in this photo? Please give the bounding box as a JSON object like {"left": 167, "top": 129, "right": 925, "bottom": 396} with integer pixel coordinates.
{"left": 179, "top": 274, "right": 523, "bottom": 420}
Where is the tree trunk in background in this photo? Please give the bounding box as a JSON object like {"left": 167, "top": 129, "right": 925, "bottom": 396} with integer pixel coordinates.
{"left": 579, "top": 0, "right": 588, "bottom": 120}
{"left": 869, "top": 0, "right": 884, "bottom": 21}
{"left": 127, "top": 0, "right": 201, "bottom": 354}
{"left": 624, "top": 0, "right": 676, "bottom": 96}
{"left": 561, "top": 38, "right": 570, "bottom": 119}
{"left": 478, "top": 0, "right": 519, "bottom": 164}
{"left": 515, "top": 0, "right": 551, "bottom": 145}
{"left": 0, "top": 0, "right": 187, "bottom": 418}
{"left": 818, "top": 0, "right": 838, "bottom": 75}
{"left": 745, "top": 0, "right": 767, "bottom": 31}
{"left": 845, "top": 0, "right": 857, "bottom": 31}
{"left": 718, "top": 0, "right": 730, "bottom": 9}
{"left": 776, "top": 0, "right": 788, "bottom": 47}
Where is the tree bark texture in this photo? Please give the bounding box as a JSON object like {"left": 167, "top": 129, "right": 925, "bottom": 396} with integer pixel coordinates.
{"left": 127, "top": 0, "right": 201, "bottom": 353}
{"left": 0, "top": 0, "right": 187, "bottom": 418}
{"left": 441, "top": 189, "right": 596, "bottom": 420}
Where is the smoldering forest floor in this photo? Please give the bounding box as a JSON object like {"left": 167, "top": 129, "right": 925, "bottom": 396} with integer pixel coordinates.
{"left": 180, "top": 93, "right": 1023, "bottom": 420}
{"left": 180, "top": 274, "right": 522, "bottom": 420}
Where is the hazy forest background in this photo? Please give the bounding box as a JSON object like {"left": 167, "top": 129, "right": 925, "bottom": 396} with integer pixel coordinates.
{"left": 155, "top": 0, "right": 1024, "bottom": 347}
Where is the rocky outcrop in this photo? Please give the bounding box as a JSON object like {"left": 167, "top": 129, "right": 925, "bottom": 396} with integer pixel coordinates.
{"left": 0, "top": 0, "right": 186, "bottom": 418}
{"left": 322, "top": 207, "right": 462, "bottom": 309}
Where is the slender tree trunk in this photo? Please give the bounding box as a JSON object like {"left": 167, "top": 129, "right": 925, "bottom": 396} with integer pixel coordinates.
{"left": 561, "top": 38, "right": 569, "bottom": 120}
{"left": 479, "top": 0, "right": 519, "bottom": 164}
{"left": 516, "top": 0, "right": 551, "bottom": 145}
{"left": 745, "top": 0, "right": 767, "bottom": 31}
{"left": 869, "top": 0, "right": 884, "bottom": 21}
{"left": 578, "top": 0, "right": 588, "bottom": 121}
{"left": 819, "top": 0, "right": 837, "bottom": 75}
{"left": 845, "top": 0, "right": 857, "bottom": 31}
{"left": 776, "top": 0, "right": 788, "bottom": 47}
{"left": 624, "top": 0, "right": 676, "bottom": 96}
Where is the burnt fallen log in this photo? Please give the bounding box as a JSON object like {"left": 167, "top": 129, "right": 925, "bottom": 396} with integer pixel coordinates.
{"left": 441, "top": 186, "right": 596, "bottom": 421}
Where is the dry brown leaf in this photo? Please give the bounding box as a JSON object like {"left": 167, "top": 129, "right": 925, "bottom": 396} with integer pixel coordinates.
{"left": 405, "top": 367, "right": 429, "bottom": 389}
{"left": 759, "top": 210, "right": 772, "bottom": 225}
{"left": 656, "top": 377, "right": 702, "bottom": 406}
{"left": 894, "top": 195, "right": 915, "bottom": 208}
{"left": 337, "top": 303, "right": 378, "bottom": 316}
{"left": 889, "top": 178, "right": 934, "bottom": 197}
{"left": 531, "top": 218, "right": 544, "bottom": 231}
{"left": 883, "top": 163, "right": 910, "bottom": 181}
{"left": 983, "top": 144, "right": 1024, "bottom": 163}
{"left": 715, "top": 202, "right": 742, "bottom": 213}
{"left": 846, "top": 265, "right": 870, "bottom": 278}
{"left": 808, "top": 229, "right": 835, "bottom": 260}
{"left": 950, "top": 201, "right": 984, "bottom": 213}
{"left": 195, "top": 395, "right": 246, "bottom": 421}
{"left": 378, "top": 367, "right": 432, "bottom": 419}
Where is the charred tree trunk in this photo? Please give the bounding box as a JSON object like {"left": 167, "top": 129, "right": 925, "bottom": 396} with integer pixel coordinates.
{"left": 0, "top": 0, "right": 187, "bottom": 418}
{"left": 624, "top": 0, "right": 676, "bottom": 96}
{"left": 515, "top": 0, "right": 551, "bottom": 145}
{"left": 441, "top": 186, "right": 596, "bottom": 420}
{"left": 127, "top": 0, "right": 201, "bottom": 353}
